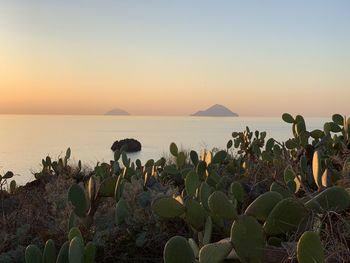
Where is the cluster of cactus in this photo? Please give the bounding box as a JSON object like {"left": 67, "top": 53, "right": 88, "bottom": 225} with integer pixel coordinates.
{"left": 162, "top": 176, "right": 345, "bottom": 263}
{"left": 153, "top": 144, "right": 236, "bottom": 231}
{"left": 0, "top": 171, "right": 16, "bottom": 195}
{"left": 231, "top": 127, "right": 267, "bottom": 159}
{"left": 283, "top": 113, "right": 350, "bottom": 162}
{"left": 34, "top": 148, "right": 83, "bottom": 179}
{"left": 19, "top": 113, "right": 350, "bottom": 262}
{"left": 158, "top": 115, "right": 350, "bottom": 263}
{"left": 25, "top": 227, "right": 96, "bottom": 263}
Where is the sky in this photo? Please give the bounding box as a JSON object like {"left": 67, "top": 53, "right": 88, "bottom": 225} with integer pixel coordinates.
{"left": 0, "top": 0, "right": 349, "bottom": 116}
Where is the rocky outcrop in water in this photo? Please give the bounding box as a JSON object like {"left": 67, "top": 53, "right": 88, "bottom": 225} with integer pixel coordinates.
{"left": 111, "top": 138, "right": 141, "bottom": 152}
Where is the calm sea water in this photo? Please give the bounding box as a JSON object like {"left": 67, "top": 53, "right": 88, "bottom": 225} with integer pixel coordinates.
{"left": 0, "top": 115, "right": 328, "bottom": 185}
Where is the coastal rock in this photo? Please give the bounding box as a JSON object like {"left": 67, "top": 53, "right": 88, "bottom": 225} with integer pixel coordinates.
{"left": 111, "top": 138, "right": 142, "bottom": 152}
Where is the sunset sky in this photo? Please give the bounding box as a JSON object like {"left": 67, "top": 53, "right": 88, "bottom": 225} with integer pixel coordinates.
{"left": 1, "top": 1, "right": 349, "bottom": 116}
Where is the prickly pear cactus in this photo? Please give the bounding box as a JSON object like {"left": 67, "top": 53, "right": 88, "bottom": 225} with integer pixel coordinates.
{"left": 199, "top": 240, "right": 232, "bottom": 263}
{"left": 163, "top": 236, "right": 195, "bottom": 263}
{"left": 185, "top": 171, "right": 200, "bottom": 197}
{"left": 263, "top": 198, "right": 308, "bottom": 235}
{"left": 152, "top": 196, "right": 185, "bottom": 218}
{"left": 56, "top": 241, "right": 69, "bottom": 263}
{"left": 312, "top": 150, "right": 322, "bottom": 189}
{"left": 203, "top": 216, "right": 213, "bottom": 245}
{"left": 69, "top": 236, "right": 84, "bottom": 263}
{"left": 305, "top": 186, "right": 350, "bottom": 213}
{"left": 170, "top": 142, "right": 179, "bottom": 157}
{"left": 25, "top": 245, "right": 42, "bottom": 263}
{"left": 115, "top": 197, "right": 129, "bottom": 225}
{"left": 68, "top": 184, "right": 87, "bottom": 218}
{"left": 68, "top": 227, "right": 83, "bottom": 243}
{"left": 208, "top": 191, "right": 237, "bottom": 219}
{"left": 244, "top": 191, "right": 283, "bottom": 221}
{"left": 43, "top": 239, "right": 56, "bottom": 263}
{"left": 230, "top": 182, "right": 245, "bottom": 203}
{"left": 199, "top": 182, "right": 212, "bottom": 211}
{"left": 84, "top": 242, "right": 96, "bottom": 263}
{"left": 212, "top": 150, "right": 227, "bottom": 164}
{"left": 297, "top": 231, "right": 325, "bottom": 263}
{"left": 230, "top": 215, "right": 264, "bottom": 263}
{"left": 185, "top": 199, "right": 206, "bottom": 230}
{"left": 270, "top": 182, "right": 292, "bottom": 198}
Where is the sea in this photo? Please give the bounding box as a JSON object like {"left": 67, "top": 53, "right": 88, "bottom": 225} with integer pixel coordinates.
{"left": 0, "top": 115, "right": 329, "bottom": 185}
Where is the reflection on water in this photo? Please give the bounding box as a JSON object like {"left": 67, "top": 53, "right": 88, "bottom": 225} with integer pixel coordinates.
{"left": 0, "top": 115, "right": 328, "bottom": 184}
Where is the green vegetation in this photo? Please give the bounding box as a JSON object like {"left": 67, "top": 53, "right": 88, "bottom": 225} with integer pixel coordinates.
{"left": 1, "top": 113, "right": 350, "bottom": 262}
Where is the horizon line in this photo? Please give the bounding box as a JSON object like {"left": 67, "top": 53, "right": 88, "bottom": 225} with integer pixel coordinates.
{"left": 0, "top": 113, "right": 335, "bottom": 118}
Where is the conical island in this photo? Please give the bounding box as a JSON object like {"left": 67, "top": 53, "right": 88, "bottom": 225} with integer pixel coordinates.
{"left": 191, "top": 104, "right": 238, "bottom": 117}
{"left": 104, "top": 108, "right": 130, "bottom": 116}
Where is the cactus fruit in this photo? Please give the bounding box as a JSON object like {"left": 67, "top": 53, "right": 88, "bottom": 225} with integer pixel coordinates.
{"left": 305, "top": 186, "right": 350, "bottom": 213}
{"left": 230, "top": 215, "right": 264, "bottom": 263}
{"left": 56, "top": 241, "right": 69, "bottom": 263}
{"left": 185, "top": 171, "right": 200, "bottom": 197}
{"left": 68, "top": 184, "right": 87, "bottom": 218}
{"left": 198, "top": 241, "right": 232, "bottom": 263}
{"left": 69, "top": 236, "right": 84, "bottom": 263}
{"left": 25, "top": 245, "right": 42, "bottom": 263}
{"left": 245, "top": 191, "right": 283, "bottom": 221}
{"left": 297, "top": 231, "right": 325, "bottom": 263}
{"left": 163, "top": 236, "right": 195, "bottom": 263}
{"left": 185, "top": 199, "right": 206, "bottom": 230}
{"left": 264, "top": 198, "right": 308, "bottom": 235}
{"left": 208, "top": 191, "right": 237, "bottom": 220}
{"left": 212, "top": 150, "right": 227, "bottom": 164}
{"left": 84, "top": 242, "right": 96, "bottom": 263}
{"left": 116, "top": 197, "right": 129, "bottom": 225}
{"left": 152, "top": 196, "right": 185, "bottom": 218}
{"left": 43, "top": 239, "right": 56, "bottom": 263}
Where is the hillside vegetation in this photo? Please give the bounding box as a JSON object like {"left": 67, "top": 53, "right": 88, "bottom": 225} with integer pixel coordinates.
{"left": 1, "top": 113, "right": 350, "bottom": 263}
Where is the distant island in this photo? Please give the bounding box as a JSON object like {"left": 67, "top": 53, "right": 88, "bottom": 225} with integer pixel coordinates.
{"left": 104, "top": 108, "right": 130, "bottom": 116}
{"left": 191, "top": 104, "right": 238, "bottom": 117}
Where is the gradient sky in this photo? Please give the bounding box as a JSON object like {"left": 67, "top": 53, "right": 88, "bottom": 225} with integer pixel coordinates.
{"left": 1, "top": 1, "right": 349, "bottom": 116}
